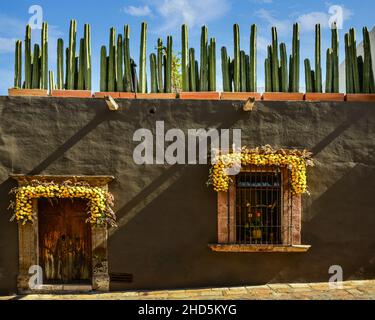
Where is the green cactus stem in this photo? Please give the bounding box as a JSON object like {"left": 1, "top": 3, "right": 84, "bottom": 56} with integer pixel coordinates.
{"left": 32, "top": 44, "right": 40, "bottom": 89}
{"left": 292, "top": 23, "right": 300, "bottom": 92}
{"left": 325, "top": 48, "right": 333, "bottom": 93}
{"left": 84, "top": 24, "right": 91, "bottom": 91}
{"left": 315, "top": 24, "right": 322, "bottom": 93}
{"left": 265, "top": 57, "right": 272, "bottom": 92}
{"left": 117, "top": 34, "right": 124, "bottom": 92}
{"left": 200, "top": 25, "right": 208, "bottom": 91}
{"left": 249, "top": 24, "right": 257, "bottom": 92}
{"left": 57, "top": 38, "right": 64, "bottom": 90}
{"left": 233, "top": 24, "right": 240, "bottom": 92}
{"left": 108, "top": 27, "right": 116, "bottom": 92}
{"left": 331, "top": 23, "right": 339, "bottom": 93}
{"left": 78, "top": 38, "right": 85, "bottom": 90}
{"left": 221, "top": 46, "right": 230, "bottom": 92}
{"left": 344, "top": 33, "right": 353, "bottom": 94}
{"left": 40, "top": 22, "right": 48, "bottom": 90}
{"left": 209, "top": 37, "right": 216, "bottom": 91}
{"left": 100, "top": 46, "right": 107, "bottom": 92}
{"left": 240, "top": 50, "right": 246, "bottom": 92}
{"left": 271, "top": 27, "right": 280, "bottom": 92}
{"left": 123, "top": 25, "right": 132, "bottom": 92}
{"left": 245, "top": 54, "right": 250, "bottom": 92}
{"left": 150, "top": 53, "right": 158, "bottom": 93}
{"left": 14, "top": 40, "right": 22, "bottom": 88}
{"left": 139, "top": 22, "right": 147, "bottom": 93}
{"left": 165, "top": 35, "right": 172, "bottom": 93}
{"left": 157, "top": 38, "right": 164, "bottom": 93}
{"left": 67, "top": 20, "right": 76, "bottom": 90}
{"left": 25, "top": 25, "right": 32, "bottom": 89}
{"left": 181, "top": 24, "right": 189, "bottom": 91}
{"left": 304, "top": 59, "right": 312, "bottom": 93}
{"left": 349, "top": 28, "right": 360, "bottom": 93}
{"left": 189, "top": 48, "right": 196, "bottom": 91}
{"left": 279, "top": 43, "right": 288, "bottom": 92}
{"left": 49, "top": 70, "right": 55, "bottom": 93}
{"left": 362, "top": 27, "right": 375, "bottom": 93}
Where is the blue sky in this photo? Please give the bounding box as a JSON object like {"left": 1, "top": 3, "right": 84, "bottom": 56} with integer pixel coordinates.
{"left": 0, "top": 0, "right": 374, "bottom": 94}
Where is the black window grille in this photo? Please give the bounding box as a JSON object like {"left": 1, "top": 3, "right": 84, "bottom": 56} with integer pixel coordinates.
{"left": 235, "top": 167, "right": 283, "bottom": 245}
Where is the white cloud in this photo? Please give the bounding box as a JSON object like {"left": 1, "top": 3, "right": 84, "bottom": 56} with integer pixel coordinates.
{"left": 256, "top": 9, "right": 290, "bottom": 35}
{"left": 297, "top": 12, "right": 330, "bottom": 31}
{"left": 123, "top": 5, "right": 153, "bottom": 17}
{"left": 151, "top": 0, "right": 230, "bottom": 32}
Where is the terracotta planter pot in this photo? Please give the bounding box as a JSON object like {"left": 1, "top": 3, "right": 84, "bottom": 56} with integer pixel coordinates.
{"left": 345, "top": 94, "right": 375, "bottom": 102}
{"left": 220, "top": 92, "right": 262, "bottom": 100}
{"left": 136, "top": 93, "right": 176, "bottom": 99}
{"left": 119, "top": 92, "right": 136, "bottom": 99}
{"left": 262, "top": 92, "right": 304, "bottom": 101}
{"left": 94, "top": 92, "right": 121, "bottom": 98}
{"left": 8, "top": 88, "right": 48, "bottom": 97}
{"left": 179, "top": 91, "right": 220, "bottom": 100}
{"left": 305, "top": 93, "right": 345, "bottom": 101}
{"left": 51, "top": 90, "right": 92, "bottom": 98}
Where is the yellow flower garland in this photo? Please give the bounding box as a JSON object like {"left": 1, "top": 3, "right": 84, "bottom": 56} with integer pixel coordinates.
{"left": 10, "top": 181, "right": 116, "bottom": 226}
{"left": 209, "top": 146, "right": 313, "bottom": 194}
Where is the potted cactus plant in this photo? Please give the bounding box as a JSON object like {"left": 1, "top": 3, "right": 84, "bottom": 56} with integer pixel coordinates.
{"left": 8, "top": 24, "right": 49, "bottom": 97}
{"left": 305, "top": 23, "right": 344, "bottom": 101}
{"left": 344, "top": 26, "right": 375, "bottom": 101}
{"left": 94, "top": 24, "right": 136, "bottom": 99}
{"left": 179, "top": 25, "right": 220, "bottom": 100}
{"left": 51, "top": 20, "right": 92, "bottom": 98}
{"left": 262, "top": 24, "right": 304, "bottom": 101}
{"left": 220, "top": 24, "right": 261, "bottom": 101}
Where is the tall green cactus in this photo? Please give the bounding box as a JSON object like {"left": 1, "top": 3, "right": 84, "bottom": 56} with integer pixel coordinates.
{"left": 78, "top": 38, "right": 85, "bottom": 90}
{"left": 350, "top": 28, "right": 360, "bottom": 93}
{"left": 117, "top": 34, "right": 124, "bottom": 92}
{"left": 100, "top": 46, "right": 107, "bottom": 92}
{"left": 279, "top": 43, "right": 288, "bottom": 92}
{"left": 315, "top": 24, "right": 322, "bottom": 92}
{"left": 233, "top": 24, "right": 240, "bottom": 92}
{"left": 344, "top": 33, "right": 353, "bottom": 94}
{"left": 139, "top": 22, "right": 147, "bottom": 93}
{"left": 265, "top": 45, "right": 272, "bottom": 92}
{"left": 32, "top": 44, "right": 40, "bottom": 89}
{"left": 181, "top": 24, "right": 189, "bottom": 91}
{"left": 123, "top": 25, "right": 132, "bottom": 92}
{"left": 240, "top": 50, "right": 246, "bottom": 92}
{"left": 331, "top": 23, "right": 339, "bottom": 93}
{"left": 67, "top": 20, "right": 76, "bottom": 90}
{"left": 221, "top": 46, "right": 230, "bottom": 92}
{"left": 108, "top": 27, "right": 116, "bottom": 92}
{"left": 25, "top": 25, "right": 32, "bottom": 89}
{"left": 249, "top": 24, "right": 257, "bottom": 92}
{"left": 165, "top": 35, "right": 172, "bottom": 93}
{"left": 49, "top": 70, "right": 55, "bottom": 92}
{"left": 363, "top": 27, "right": 375, "bottom": 93}
{"left": 40, "top": 22, "right": 48, "bottom": 90}
{"left": 200, "top": 26, "right": 208, "bottom": 91}
{"left": 150, "top": 53, "right": 158, "bottom": 93}
{"left": 209, "top": 37, "right": 216, "bottom": 91}
{"left": 304, "top": 59, "right": 313, "bottom": 92}
{"left": 84, "top": 24, "right": 91, "bottom": 90}
{"left": 271, "top": 27, "right": 280, "bottom": 92}
{"left": 57, "top": 38, "right": 64, "bottom": 90}
{"left": 14, "top": 40, "right": 22, "bottom": 88}
{"left": 189, "top": 48, "right": 197, "bottom": 91}
{"left": 325, "top": 48, "right": 333, "bottom": 93}
{"left": 291, "top": 23, "right": 300, "bottom": 92}
{"left": 157, "top": 38, "right": 163, "bottom": 93}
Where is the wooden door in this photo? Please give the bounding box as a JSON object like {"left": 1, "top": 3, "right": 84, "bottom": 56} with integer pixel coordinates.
{"left": 38, "top": 198, "right": 92, "bottom": 284}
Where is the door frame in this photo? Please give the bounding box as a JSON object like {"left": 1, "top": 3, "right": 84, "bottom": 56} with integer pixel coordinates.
{"left": 12, "top": 175, "right": 114, "bottom": 294}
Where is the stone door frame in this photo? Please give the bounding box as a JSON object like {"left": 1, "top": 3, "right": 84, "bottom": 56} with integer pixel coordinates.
{"left": 11, "top": 175, "right": 114, "bottom": 294}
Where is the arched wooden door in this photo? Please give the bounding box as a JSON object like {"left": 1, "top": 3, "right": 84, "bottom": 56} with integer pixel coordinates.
{"left": 38, "top": 198, "right": 92, "bottom": 284}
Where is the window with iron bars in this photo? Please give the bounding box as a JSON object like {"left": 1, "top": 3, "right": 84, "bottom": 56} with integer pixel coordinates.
{"left": 214, "top": 165, "right": 303, "bottom": 249}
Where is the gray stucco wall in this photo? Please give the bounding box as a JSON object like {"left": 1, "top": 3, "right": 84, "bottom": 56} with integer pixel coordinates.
{"left": 0, "top": 96, "right": 374, "bottom": 294}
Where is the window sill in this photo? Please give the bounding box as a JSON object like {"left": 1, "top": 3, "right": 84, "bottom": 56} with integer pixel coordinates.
{"left": 208, "top": 244, "right": 311, "bottom": 253}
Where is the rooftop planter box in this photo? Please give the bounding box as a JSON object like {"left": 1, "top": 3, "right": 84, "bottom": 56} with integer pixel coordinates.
{"left": 51, "top": 90, "right": 92, "bottom": 98}
{"left": 345, "top": 94, "right": 375, "bottom": 102}
{"left": 8, "top": 88, "right": 48, "bottom": 97}
{"left": 94, "top": 92, "right": 136, "bottom": 99}
{"left": 262, "top": 92, "right": 304, "bottom": 101}
{"left": 220, "top": 92, "right": 262, "bottom": 100}
{"left": 179, "top": 92, "right": 220, "bottom": 100}
{"left": 136, "top": 93, "right": 176, "bottom": 99}
{"left": 304, "top": 93, "right": 345, "bottom": 101}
